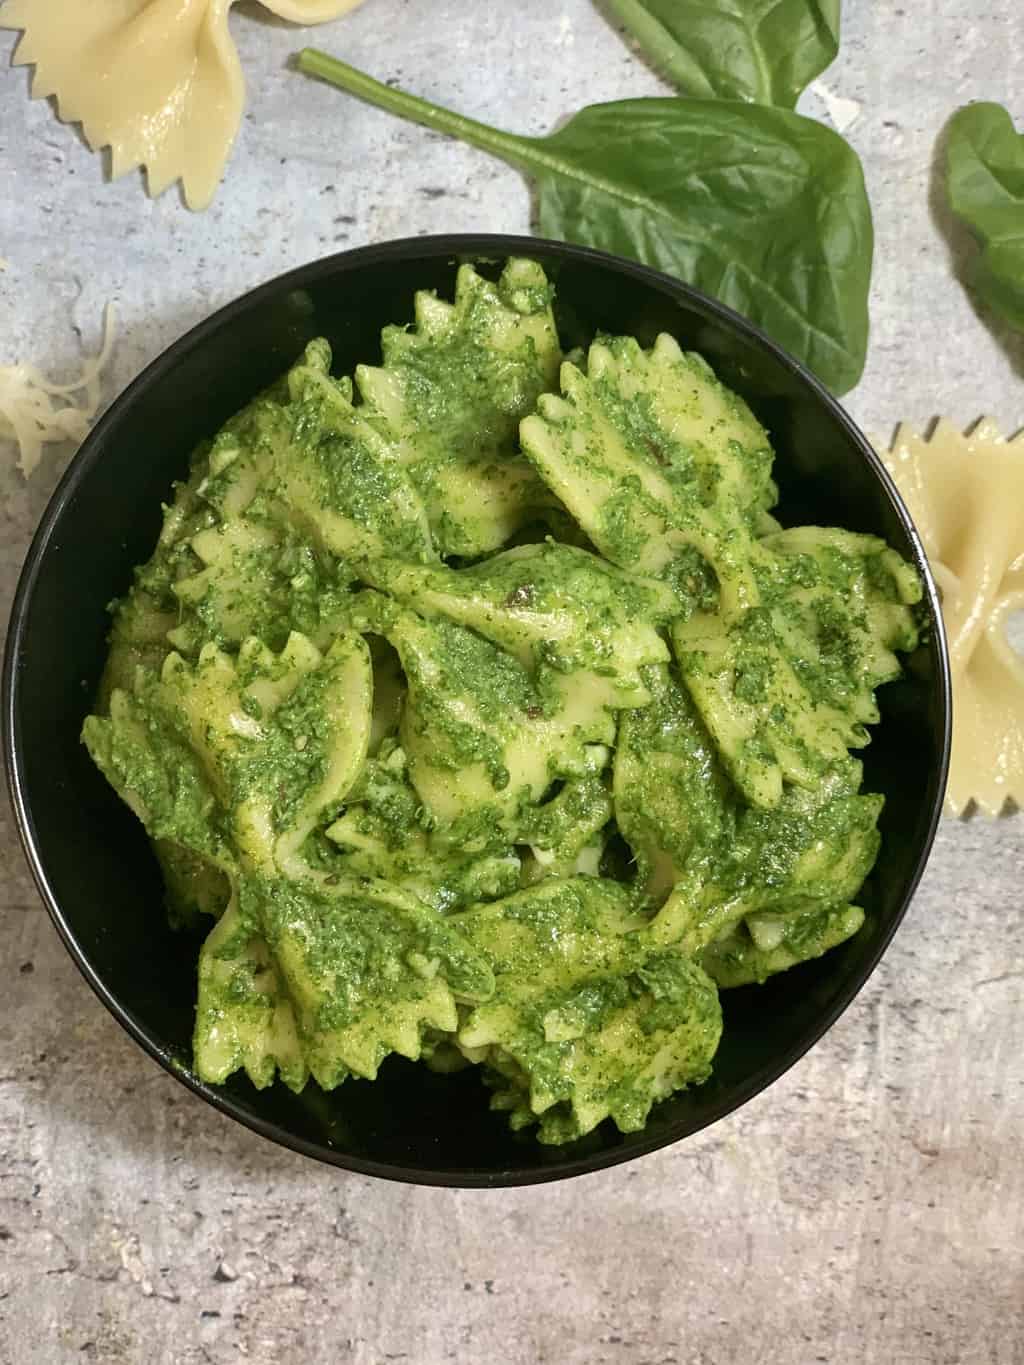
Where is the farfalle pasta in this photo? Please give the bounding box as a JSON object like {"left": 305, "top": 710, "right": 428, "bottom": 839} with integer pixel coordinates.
{"left": 882, "top": 420, "right": 1024, "bottom": 816}
{"left": 82, "top": 260, "right": 924, "bottom": 1143}
{"left": 0, "top": 0, "right": 364, "bottom": 209}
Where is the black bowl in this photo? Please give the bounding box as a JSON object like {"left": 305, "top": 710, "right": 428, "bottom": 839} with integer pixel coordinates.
{"left": 3, "top": 235, "right": 951, "bottom": 1187}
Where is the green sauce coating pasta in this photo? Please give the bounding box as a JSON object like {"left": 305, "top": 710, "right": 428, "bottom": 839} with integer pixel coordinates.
{"left": 83, "top": 260, "right": 921, "bottom": 1144}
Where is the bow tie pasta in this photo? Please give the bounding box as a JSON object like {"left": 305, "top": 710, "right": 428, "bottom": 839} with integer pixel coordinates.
{"left": 450, "top": 879, "right": 722, "bottom": 1144}
{"left": 882, "top": 420, "right": 1024, "bottom": 816}
{"left": 1, "top": 0, "right": 365, "bottom": 208}
{"left": 520, "top": 336, "right": 921, "bottom": 809}
{"left": 354, "top": 259, "right": 563, "bottom": 557}
{"left": 83, "top": 258, "right": 924, "bottom": 1143}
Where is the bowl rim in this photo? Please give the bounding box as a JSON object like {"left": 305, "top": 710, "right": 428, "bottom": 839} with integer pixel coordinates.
{"left": 2, "top": 233, "right": 952, "bottom": 1188}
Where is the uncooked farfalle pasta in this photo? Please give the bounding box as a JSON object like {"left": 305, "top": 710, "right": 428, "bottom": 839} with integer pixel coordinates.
{"left": 0, "top": 0, "right": 365, "bottom": 209}
{"left": 882, "top": 420, "right": 1024, "bottom": 816}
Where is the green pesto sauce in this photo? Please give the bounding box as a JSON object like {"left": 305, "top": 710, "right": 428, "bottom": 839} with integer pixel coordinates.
{"left": 396, "top": 615, "right": 536, "bottom": 786}
{"left": 352, "top": 261, "right": 561, "bottom": 557}
{"left": 377, "top": 274, "right": 554, "bottom": 467}
{"left": 369, "top": 540, "right": 674, "bottom": 685}
{"left": 294, "top": 422, "right": 428, "bottom": 561}
{"left": 238, "top": 668, "right": 332, "bottom": 832}
{"left": 82, "top": 258, "right": 923, "bottom": 1144}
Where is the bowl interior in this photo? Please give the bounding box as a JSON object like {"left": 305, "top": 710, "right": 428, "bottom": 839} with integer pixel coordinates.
{"left": 4, "top": 237, "right": 949, "bottom": 1186}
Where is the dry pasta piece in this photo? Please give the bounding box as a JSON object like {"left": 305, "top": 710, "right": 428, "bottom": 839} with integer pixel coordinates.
{"left": 0, "top": 0, "right": 364, "bottom": 210}
{"left": 881, "top": 420, "right": 1024, "bottom": 816}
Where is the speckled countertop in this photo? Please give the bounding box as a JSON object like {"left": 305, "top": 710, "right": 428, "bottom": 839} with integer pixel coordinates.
{"left": 1, "top": 4, "right": 1022, "bottom": 1363}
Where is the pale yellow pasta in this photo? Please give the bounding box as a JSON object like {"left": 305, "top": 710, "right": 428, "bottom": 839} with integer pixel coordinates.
{"left": 881, "top": 420, "right": 1024, "bottom": 816}
{"left": 0, "top": 0, "right": 364, "bottom": 210}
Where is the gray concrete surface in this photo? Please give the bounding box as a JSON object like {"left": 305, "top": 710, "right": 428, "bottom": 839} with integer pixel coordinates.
{"left": 1, "top": 2, "right": 1022, "bottom": 1362}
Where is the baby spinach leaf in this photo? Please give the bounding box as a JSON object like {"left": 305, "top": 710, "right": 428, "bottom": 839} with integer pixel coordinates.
{"left": 946, "top": 101, "right": 1024, "bottom": 332}
{"left": 298, "top": 50, "right": 873, "bottom": 394}
{"left": 601, "top": 0, "right": 840, "bottom": 108}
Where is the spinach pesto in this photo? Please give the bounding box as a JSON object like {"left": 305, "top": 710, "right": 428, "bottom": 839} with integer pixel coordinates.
{"left": 83, "top": 259, "right": 922, "bottom": 1145}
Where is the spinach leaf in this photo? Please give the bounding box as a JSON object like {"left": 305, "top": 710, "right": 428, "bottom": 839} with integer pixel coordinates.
{"left": 298, "top": 50, "right": 873, "bottom": 394}
{"left": 946, "top": 101, "right": 1024, "bottom": 332}
{"left": 601, "top": 0, "right": 840, "bottom": 108}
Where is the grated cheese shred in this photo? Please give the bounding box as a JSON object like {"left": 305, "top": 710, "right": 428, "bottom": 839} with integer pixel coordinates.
{"left": 0, "top": 305, "right": 117, "bottom": 476}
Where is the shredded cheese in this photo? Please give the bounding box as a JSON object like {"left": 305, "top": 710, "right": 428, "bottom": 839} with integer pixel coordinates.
{"left": 0, "top": 305, "right": 116, "bottom": 476}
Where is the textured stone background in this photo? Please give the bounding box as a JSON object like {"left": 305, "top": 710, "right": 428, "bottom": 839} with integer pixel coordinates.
{"left": 1, "top": 3, "right": 1022, "bottom": 1362}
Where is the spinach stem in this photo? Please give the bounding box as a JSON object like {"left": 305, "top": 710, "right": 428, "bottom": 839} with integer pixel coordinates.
{"left": 600, "top": 0, "right": 702, "bottom": 95}
{"left": 297, "top": 49, "right": 530, "bottom": 167}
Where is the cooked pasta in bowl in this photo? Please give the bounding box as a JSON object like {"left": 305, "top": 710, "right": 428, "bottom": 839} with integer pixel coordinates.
{"left": 2, "top": 237, "right": 951, "bottom": 1185}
